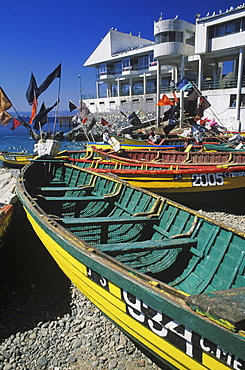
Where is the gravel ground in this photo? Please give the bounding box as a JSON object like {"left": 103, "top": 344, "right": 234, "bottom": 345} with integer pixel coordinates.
{"left": 0, "top": 202, "right": 244, "bottom": 370}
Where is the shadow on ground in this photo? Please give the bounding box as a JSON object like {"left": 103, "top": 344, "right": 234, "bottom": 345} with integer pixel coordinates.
{"left": 0, "top": 202, "right": 71, "bottom": 341}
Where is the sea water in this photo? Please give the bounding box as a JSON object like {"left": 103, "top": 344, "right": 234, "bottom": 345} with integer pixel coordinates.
{"left": 0, "top": 119, "right": 85, "bottom": 156}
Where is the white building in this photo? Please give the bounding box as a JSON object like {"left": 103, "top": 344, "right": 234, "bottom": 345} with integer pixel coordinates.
{"left": 83, "top": 5, "right": 245, "bottom": 131}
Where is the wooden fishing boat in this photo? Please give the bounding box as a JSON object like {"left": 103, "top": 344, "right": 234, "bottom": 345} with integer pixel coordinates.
{"left": 111, "top": 134, "right": 240, "bottom": 147}
{"left": 0, "top": 151, "right": 35, "bottom": 168}
{"left": 90, "top": 146, "right": 245, "bottom": 166}
{"left": 67, "top": 154, "right": 245, "bottom": 210}
{"left": 0, "top": 204, "right": 15, "bottom": 249}
{"left": 16, "top": 158, "right": 245, "bottom": 370}
{"left": 87, "top": 134, "right": 243, "bottom": 152}
{"left": 0, "top": 169, "right": 19, "bottom": 249}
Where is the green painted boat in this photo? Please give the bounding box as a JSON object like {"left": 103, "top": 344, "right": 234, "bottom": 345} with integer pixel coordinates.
{"left": 16, "top": 159, "right": 245, "bottom": 370}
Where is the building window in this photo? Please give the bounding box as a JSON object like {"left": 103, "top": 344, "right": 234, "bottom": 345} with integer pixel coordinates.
{"left": 209, "top": 17, "right": 244, "bottom": 38}
{"left": 122, "top": 58, "right": 130, "bottom": 71}
{"left": 155, "top": 31, "right": 183, "bottom": 44}
{"left": 149, "top": 51, "right": 157, "bottom": 66}
{"left": 230, "top": 94, "right": 245, "bottom": 107}
{"left": 114, "top": 62, "right": 122, "bottom": 75}
{"left": 186, "top": 30, "right": 195, "bottom": 46}
{"left": 138, "top": 56, "right": 149, "bottom": 70}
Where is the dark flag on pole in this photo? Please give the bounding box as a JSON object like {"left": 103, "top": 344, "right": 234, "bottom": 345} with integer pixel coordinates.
{"left": 195, "top": 96, "right": 211, "bottom": 118}
{"left": 87, "top": 117, "right": 97, "bottom": 131}
{"left": 26, "top": 72, "right": 38, "bottom": 105}
{"left": 128, "top": 112, "right": 141, "bottom": 126}
{"left": 33, "top": 100, "right": 59, "bottom": 130}
{"left": 36, "top": 63, "right": 61, "bottom": 99}
{"left": 163, "top": 119, "right": 178, "bottom": 135}
{"left": 79, "top": 100, "right": 90, "bottom": 119}
{"left": 69, "top": 100, "right": 78, "bottom": 112}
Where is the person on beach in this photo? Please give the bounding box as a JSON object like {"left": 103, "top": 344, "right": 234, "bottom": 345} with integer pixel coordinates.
{"left": 103, "top": 130, "right": 110, "bottom": 143}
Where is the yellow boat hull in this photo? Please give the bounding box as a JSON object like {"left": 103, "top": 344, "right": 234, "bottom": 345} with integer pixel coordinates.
{"left": 25, "top": 208, "right": 242, "bottom": 370}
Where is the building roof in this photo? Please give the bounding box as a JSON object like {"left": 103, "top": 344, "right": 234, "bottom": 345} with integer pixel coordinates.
{"left": 84, "top": 29, "right": 154, "bottom": 67}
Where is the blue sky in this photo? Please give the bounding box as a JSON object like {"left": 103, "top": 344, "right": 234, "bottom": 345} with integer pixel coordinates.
{"left": 1, "top": 0, "right": 243, "bottom": 112}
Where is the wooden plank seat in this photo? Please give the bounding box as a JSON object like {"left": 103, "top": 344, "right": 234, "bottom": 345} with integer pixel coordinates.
{"left": 60, "top": 216, "right": 157, "bottom": 225}
{"left": 96, "top": 237, "right": 197, "bottom": 253}
{"left": 41, "top": 194, "right": 118, "bottom": 202}
{"left": 39, "top": 186, "right": 92, "bottom": 191}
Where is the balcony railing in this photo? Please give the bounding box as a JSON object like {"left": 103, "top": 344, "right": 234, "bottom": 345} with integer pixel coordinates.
{"left": 202, "top": 77, "right": 245, "bottom": 90}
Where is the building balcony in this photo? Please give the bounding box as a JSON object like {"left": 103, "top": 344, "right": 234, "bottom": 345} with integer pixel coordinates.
{"left": 99, "top": 71, "right": 114, "bottom": 80}
{"left": 122, "top": 67, "right": 138, "bottom": 76}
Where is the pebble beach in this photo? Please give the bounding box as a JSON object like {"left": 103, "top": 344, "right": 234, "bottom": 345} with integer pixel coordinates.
{"left": 1, "top": 201, "right": 244, "bottom": 370}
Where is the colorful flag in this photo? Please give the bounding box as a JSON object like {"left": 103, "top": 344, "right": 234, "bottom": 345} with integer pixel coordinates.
{"left": 176, "top": 76, "right": 189, "bottom": 90}
{"left": 26, "top": 72, "right": 38, "bottom": 105}
{"left": 11, "top": 118, "right": 22, "bottom": 130}
{"left": 157, "top": 94, "right": 174, "bottom": 106}
{"left": 100, "top": 118, "right": 109, "bottom": 126}
{"left": 29, "top": 97, "right": 38, "bottom": 124}
{"left": 0, "top": 88, "right": 12, "bottom": 111}
{"left": 172, "top": 92, "right": 179, "bottom": 104}
{"left": 69, "top": 100, "right": 78, "bottom": 112}
{"left": 0, "top": 111, "right": 12, "bottom": 126}
{"left": 181, "top": 82, "right": 193, "bottom": 91}
{"left": 36, "top": 63, "right": 61, "bottom": 99}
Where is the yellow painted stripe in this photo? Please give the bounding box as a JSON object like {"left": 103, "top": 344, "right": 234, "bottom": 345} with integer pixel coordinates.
{"left": 202, "top": 352, "right": 235, "bottom": 370}
{"left": 25, "top": 208, "right": 233, "bottom": 370}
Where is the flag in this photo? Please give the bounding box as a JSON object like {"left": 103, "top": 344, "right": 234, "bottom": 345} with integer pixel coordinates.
{"left": 79, "top": 100, "right": 90, "bottom": 119}
{"left": 128, "top": 112, "right": 141, "bottom": 126}
{"left": 26, "top": 72, "right": 38, "bottom": 105}
{"left": 163, "top": 105, "right": 180, "bottom": 121}
{"left": 87, "top": 117, "right": 97, "bottom": 131}
{"left": 187, "top": 88, "right": 200, "bottom": 101}
{"left": 156, "top": 94, "right": 174, "bottom": 106}
{"left": 176, "top": 76, "right": 189, "bottom": 90}
{"left": 100, "top": 118, "right": 109, "bottom": 126}
{"left": 181, "top": 82, "right": 193, "bottom": 91}
{"left": 33, "top": 100, "right": 59, "bottom": 130}
{"left": 69, "top": 100, "right": 78, "bottom": 112}
{"left": 0, "top": 111, "right": 12, "bottom": 126}
{"left": 195, "top": 96, "right": 211, "bottom": 117}
{"left": 0, "top": 87, "right": 12, "bottom": 111}
{"left": 11, "top": 118, "right": 22, "bottom": 130}
{"left": 172, "top": 92, "right": 179, "bottom": 104}
{"left": 29, "top": 97, "right": 38, "bottom": 124}
{"left": 33, "top": 102, "right": 48, "bottom": 130}
{"left": 163, "top": 119, "right": 178, "bottom": 135}
{"left": 36, "top": 63, "right": 61, "bottom": 99}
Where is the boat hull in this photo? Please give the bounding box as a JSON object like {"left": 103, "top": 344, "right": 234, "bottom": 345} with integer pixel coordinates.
{"left": 0, "top": 152, "right": 34, "bottom": 168}
{"left": 16, "top": 160, "right": 245, "bottom": 369}
{"left": 22, "top": 207, "right": 245, "bottom": 370}
{"left": 0, "top": 204, "right": 15, "bottom": 249}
